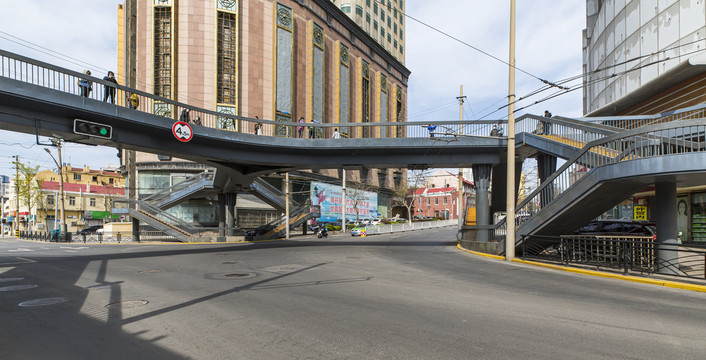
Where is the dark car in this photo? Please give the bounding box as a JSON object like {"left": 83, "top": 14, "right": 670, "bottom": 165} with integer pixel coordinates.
{"left": 77, "top": 224, "right": 103, "bottom": 235}
{"left": 574, "top": 220, "right": 656, "bottom": 238}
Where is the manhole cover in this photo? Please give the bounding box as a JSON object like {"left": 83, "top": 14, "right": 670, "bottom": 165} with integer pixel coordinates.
{"left": 137, "top": 270, "right": 161, "bottom": 274}
{"left": 105, "top": 300, "right": 149, "bottom": 309}
{"left": 209, "top": 272, "right": 257, "bottom": 279}
{"left": 19, "top": 297, "right": 68, "bottom": 307}
{"left": 224, "top": 273, "right": 250, "bottom": 277}
{"left": 221, "top": 261, "right": 240, "bottom": 264}
{"left": 0, "top": 284, "right": 38, "bottom": 292}
{"left": 0, "top": 278, "right": 24, "bottom": 283}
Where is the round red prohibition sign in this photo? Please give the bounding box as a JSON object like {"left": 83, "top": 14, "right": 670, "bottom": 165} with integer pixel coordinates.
{"left": 172, "top": 121, "right": 193, "bottom": 142}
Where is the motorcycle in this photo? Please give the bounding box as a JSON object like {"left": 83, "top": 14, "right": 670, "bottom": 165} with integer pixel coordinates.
{"left": 315, "top": 226, "right": 328, "bottom": 238}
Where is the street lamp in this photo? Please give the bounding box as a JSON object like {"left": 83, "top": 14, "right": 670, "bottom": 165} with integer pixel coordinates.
{"left": 44, "top": 143, "right": 67, "bottom": 241}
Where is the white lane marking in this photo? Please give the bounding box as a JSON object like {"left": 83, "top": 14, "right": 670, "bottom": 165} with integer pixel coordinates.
{"left": 8, "top": 248, "right": 34, "bottom": 252}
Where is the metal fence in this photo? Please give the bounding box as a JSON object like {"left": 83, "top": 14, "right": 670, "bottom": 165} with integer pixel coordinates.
{"left": 351, "top": 219, "right": 457, "bottom": 236}
{"left": 521, "top": 234, "right": 706, "bottom": 279}
{"left": 17, "top": 230, "right": 181, "bottom": 243}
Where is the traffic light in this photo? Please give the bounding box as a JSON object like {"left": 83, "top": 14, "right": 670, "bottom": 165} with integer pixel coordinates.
{"left": 73, "top": 119, "right": 112, "bottom": 139}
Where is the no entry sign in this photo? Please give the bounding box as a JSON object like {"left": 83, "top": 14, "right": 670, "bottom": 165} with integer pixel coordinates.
{"left": 172, "top": 121, "right": 193, "bottom": 142}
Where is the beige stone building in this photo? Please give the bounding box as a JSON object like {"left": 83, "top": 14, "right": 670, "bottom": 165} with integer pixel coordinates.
{"left": 117, "top": 0, "right": 410, "bottom": 225}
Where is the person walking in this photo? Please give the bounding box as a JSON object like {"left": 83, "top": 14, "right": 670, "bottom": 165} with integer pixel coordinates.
{"left": 496, "top": 122, "right": 504, "bottom": 136}
{"left": 490, "top": 124, "right": 499, "bottom": 136}
{"left": 254, "top": 116, "right": 261, "bottom": 135}
{"left": 309, "top": 119, "right": 316, "bottom": 138}
{"left": 297, "top": 117, "right": 305, "bottom": 138}
{"left": 103, "top": 71, "right": 118, "bottom": 103}
{"left": 332, "top": 128, "right": 341, "bottom": 139}
{"left": 78, "top": 70, "right": 92, "bottom": 98}
{"left": 427, "top": 124, "right": 437, "bottom": 138}
{"left": 543, "top": 110, "right": 553, "bottom": 135}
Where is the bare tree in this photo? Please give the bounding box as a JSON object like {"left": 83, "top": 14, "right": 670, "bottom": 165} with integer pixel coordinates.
{"left": 346, "top": 182, "right": 377, "bottom": 223}
{"left": 391, "top": 170, "right": 428, "bottom": 223}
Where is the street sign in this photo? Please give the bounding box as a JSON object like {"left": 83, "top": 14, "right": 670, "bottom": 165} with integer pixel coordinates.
{"left": 172, "top": 121, "right": 193, "bottom": 142}
{"left": 634, "top": 206, "right": 647, "bottom": 220}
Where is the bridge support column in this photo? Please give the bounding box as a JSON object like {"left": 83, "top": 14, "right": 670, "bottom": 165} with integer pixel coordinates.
{"left": 473, "top": 164, "right": 492, "bottom": 242}
{"left": 655, "top": 181, "right": 679, "bottom": 275}
{"left": 218, "top": 193, "right": 226, "bottom": 238}
{"left": 225, "top": 193, "right": 237, "bottom": 236}
{"left": 132, "top": 218, "right": 140, "bottom": 242}
{"left": 537, "top": 154, "right": 557, "bottom": 207}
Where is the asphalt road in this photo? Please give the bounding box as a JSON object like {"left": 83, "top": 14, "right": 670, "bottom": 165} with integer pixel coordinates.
{"left": 2, "top": 228, "right": 706, "bottom": 359}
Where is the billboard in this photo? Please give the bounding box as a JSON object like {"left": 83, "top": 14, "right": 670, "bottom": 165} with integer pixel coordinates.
{"left": 310, "top": 181, "right": 378, "bottom": 222}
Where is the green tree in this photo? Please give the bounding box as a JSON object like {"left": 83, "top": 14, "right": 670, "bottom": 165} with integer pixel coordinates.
{"left": 13, "top": 160, "right": 42, "bottom": 228}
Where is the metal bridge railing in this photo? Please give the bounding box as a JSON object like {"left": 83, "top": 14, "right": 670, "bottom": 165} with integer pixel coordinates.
{"left": 0, "top": 49, "right": 505, "bottom": 139}
{"left": 505, "top": 119, "right": 706, "bottom": 242}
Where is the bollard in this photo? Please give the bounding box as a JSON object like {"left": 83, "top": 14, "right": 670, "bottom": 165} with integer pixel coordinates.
{"left": 82, "top": 233, "right": 86, "bottom": 244}
{"left": 117, "top": 233, "right": 121, "bottom": 243}
{"left": 98, "top": 233, "right": 103, "bottom": 243}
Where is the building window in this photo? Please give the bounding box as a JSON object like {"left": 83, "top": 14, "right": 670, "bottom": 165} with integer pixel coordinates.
{"left": 400, "top": 45, "right": 403, "bottom": 54}
{"left": 69, "top": 196, "right": 75, "bottom": 206}
{"left": 341, "top": 3, "right": 351, "bottom": 13}
{"left": 373, "top": 20, "right": 378, "bottom": 30}
{"left": 276, "top": 3, "right": 294, "bottom": 137}
{"left": 427, "top": 198, "right": 430, "bottom": 205}
{"left": 366, "top": 0, "right": 370, "bottom": 5}
{"left": 339, "top": 44, "right": 350, "bottom": 136}
{"left": 217, "top": 11, "right": 238, "bottom": 105}
{"left": 381, "top": 28, "right": 385, "bottom": 37}
{"left": 380, "top": 74, "right": 387, "bottom": 137}
{"left": 444, "top": 197, "right": 448, "bottom": 205}
{"left": 381, "top": 9, "right": 385, "bottom": 19}
{"left": 394, "top": 8, "right": 397, "bottom": 18}
{"left": 394, "top": 40, "right": 397, "bottom": 48}
{"left": 90, "top": 198, "right": 96, "bottom": 207}
{"left": 374, "top": 3, "right": 377, "bottom": 14}
{"left": 387, "top": 16, "right": 391, "bottom": 27}
{"left": 387, "top": 34, "right": 391, "bottom": 42}
{"left": 355, "top": 5, "right": 363, "bottom": 16}
{"left": 361, "top": 61, "right": 371, "bottom": 138}
{"left": 312, "top": 23, "right": 325, "bottom": 133}
{"left": 394, "top": 23, "right": 397, "bottom": 34}
{"left": 154, "top": 6, "right": 172, "bottom": 98}
{"left": 435, "top": 198, "right": 439, "bottom": 205}
{"left": 366, "top": 13, "right": 371, "bottom": 23}
{"left": 92, "top": 176, "right": 98, "bottom": 182}
{"left": 109, "top": 178, "right": 114, "bottom": 184}
{"left": 399, "top": 29, "right": 403, "bottom": 39}
{"left": 47, "top": 195, "right": 54, "bottom": 205}
{"left": 73, "top": 174, "right": 81, "bottom": 181}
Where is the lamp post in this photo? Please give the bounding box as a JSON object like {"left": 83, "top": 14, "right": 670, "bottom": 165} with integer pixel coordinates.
{"left": 45, "top": 141, "right": 67, "bottom": 241}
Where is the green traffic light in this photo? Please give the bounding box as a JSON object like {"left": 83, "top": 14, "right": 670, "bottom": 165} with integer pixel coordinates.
{"left": 100, "top": 128, "right": 108, "bottom": 135}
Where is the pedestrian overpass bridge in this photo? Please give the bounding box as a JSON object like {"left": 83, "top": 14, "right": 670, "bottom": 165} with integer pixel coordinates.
{"left": 2, "top": 49, "right": 706, "bottom": 255}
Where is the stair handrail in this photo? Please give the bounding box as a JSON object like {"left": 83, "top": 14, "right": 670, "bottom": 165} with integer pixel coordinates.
{"left": 495, "top": 118, "right": 706, "bottom": 246}
{"left": 115, "top": 198, "right": 199, "bottom": 233}
{"left": 142, "top": 169, "right": 215, "bottom": 204}
{"left": 249, "top": 178, "right": 301, "bottom": 208}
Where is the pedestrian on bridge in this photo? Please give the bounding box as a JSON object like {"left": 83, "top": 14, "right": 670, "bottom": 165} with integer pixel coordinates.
{"left": 332, "top": 128, "right": 341, "bottom": 139}
{"left": 78, "top": 70, "right": 92, "bottom": 98}
{"left": 427, "top": 124, "right": 437, "bottom": 138}
{"left": 127, "top": 93, "right": 139, "bottom": 109}
{"left": 297, "top": 117, "right": 305, "bottom": 138}
{"left": 102, "top": 71, "right": 118, "bottom": 103}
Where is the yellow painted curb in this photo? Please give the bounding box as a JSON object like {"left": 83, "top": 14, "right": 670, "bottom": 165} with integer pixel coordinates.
{"left": 511, "top": 258, "right": 706, "bottom": 293}
{"left": 456, "top": 243, "right": 506, "bottom": 260}
{"left": 457, "top": 243, "right": 706, "bottom": 293}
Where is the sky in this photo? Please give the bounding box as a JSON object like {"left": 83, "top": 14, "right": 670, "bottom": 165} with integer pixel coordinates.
{"left": 0, "top": 0, "right": 586, "bottom": 179}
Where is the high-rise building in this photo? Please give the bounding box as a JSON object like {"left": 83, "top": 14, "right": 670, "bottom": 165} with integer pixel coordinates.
{"left": 331, "top": 0, "right": 405, "bottom": 64}
{"left": 583, "top": 0, "right": 706, "bottom": 116}
{"left": 117, "top": 0, "right": 410, "bottom": 225}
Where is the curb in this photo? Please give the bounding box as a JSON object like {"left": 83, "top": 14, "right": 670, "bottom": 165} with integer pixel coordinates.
{"left": 456, "top": 243, "right": 706, "bottom": 293}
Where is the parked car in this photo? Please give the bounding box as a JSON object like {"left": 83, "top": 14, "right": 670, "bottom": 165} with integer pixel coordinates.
{"left": 370, "top": 218, "right": 382, "bottom": 225}
{"left": 574, "top": 219, "right": 656, "bottom": 238}
{"left": 77, "top": 225, "right": 103, "bottom": 235}
{"left": 350, "top": 224, "right": 376, "bottom": 237}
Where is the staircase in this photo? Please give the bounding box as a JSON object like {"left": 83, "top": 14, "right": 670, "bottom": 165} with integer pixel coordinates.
{"left": 248, "top": 177, "right": 300, "bottom": 211}
{"left": 142, "top": 170, "right": 216, "bottom": 210}
{"left": 253, "top": 205, "right": 314, "bottom": 240}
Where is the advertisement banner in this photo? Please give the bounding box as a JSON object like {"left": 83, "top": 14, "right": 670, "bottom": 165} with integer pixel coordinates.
{"left": 310, "top": 181, "right": 378, "bottom": 222}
